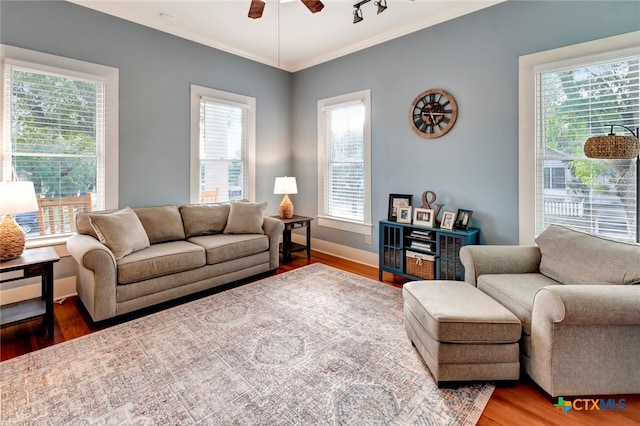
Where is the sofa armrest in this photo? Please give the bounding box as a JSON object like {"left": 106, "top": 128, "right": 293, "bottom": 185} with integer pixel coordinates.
{"left": 529, "top": 285, "right": 640, "bottom": 396}
{"left": 460, "top": 245, "right": 541, "bottom": 286}
{"left": 263, "top": 216, "right": 285, "bottom": 270}
{"left": 66, "top": 234, "right": 118, "bottom": 321}
{"left": 533, "top": 285, "right": 640, "bottom": 326}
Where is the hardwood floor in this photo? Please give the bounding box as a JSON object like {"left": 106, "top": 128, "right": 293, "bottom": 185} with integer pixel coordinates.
{"left": 1, "top": 250, "right": 638, "bottom": 425}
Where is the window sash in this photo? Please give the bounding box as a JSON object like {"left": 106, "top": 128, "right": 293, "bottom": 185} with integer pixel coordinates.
{"left": 535, "top": 53, "right": 640, "bottom": 242}
{"left": 2, "top": 60, "right": 105, "bottom": 239}
{"left": 322, "top": 102, "right": 365, "bottom": 222}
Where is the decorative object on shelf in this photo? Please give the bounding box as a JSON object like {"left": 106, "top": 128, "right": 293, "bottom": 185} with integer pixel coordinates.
{"left": 0, "top": 181, "right": 39, "bottom": 261}
{"left": 409, "top": 89, "right": 458, "bottom": 138}
{"left": 413, "top": 208, "right": 435, "bottom": 228}
{"left": 440, "top": 211, "right": 456, "bottom": 230}
{"left": 454, "top": 209, "right": 473, "bottom": 230}
{"left": 583, "top": 124, "right": 639, "bottom": 243}
{"left": 420, "top": 190, "right": 444, "bottom": 226}
{"left": 273, "top": 176, "right": 298, "bottom": 219}
{"left": 397, "top": 205, "right": 412, "bottom": 224}
{"left": 388, "top": 193, "right": 413, "bottom": 222}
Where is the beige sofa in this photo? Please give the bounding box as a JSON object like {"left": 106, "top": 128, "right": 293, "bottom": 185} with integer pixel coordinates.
{"left": 67, "top": 202, "right": 284, "bottom": 322}
{"left": 460, "top": 224, "right": 640, "bottom": 397}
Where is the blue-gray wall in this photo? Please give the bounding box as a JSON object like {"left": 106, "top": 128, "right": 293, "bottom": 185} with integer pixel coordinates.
{"left": 2, "top": 1, "right": 639, "bottom": 252}
{"left": 0, "top": 0, "right": 292, "bottom": 212}
{"left": 292, "top": 0, "right": 640, "bottom": 249}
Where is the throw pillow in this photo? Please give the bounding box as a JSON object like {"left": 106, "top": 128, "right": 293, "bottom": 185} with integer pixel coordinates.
{"left": 180, "top": 204, "right": 230, "bottom": 238}
{"left": 223, "top": 201, "right": 267, "bottom": 234}
{"left": 89, "top": 207, "right": 150, "bottom": 260}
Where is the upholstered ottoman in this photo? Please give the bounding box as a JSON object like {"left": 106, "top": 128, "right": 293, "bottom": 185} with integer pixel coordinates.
{"left": 403, "top": 280, "right": 521, "bottom": 387}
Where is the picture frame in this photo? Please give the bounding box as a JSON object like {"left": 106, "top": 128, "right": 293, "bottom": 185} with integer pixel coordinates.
{"left": 388, "top": 194, "right": 413, "bottom": 221}
{"left": 413, "top": 208, "right": 434, "bottom": 228}
{"left": 397, "top": 206, "right": 412, "bottom": 223}
{"left": 454, "top": 209, "right": 473, "bottom": 230}
{"left": 440, "top": 211, "right": 456, "bottom": 230}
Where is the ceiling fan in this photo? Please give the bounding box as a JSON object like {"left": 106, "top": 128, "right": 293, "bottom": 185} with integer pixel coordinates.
{"left": 248, "top": 0, "right": 325, "bottom": 19}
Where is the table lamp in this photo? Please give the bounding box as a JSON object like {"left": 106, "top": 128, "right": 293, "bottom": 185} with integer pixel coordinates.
{"left": 273, "top": 176, "right": 298, "bottom": 219}
{"left": 0, "top": 181, "right": 39, "bottom": 260}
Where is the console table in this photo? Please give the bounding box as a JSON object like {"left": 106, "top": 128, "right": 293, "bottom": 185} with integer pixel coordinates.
{"left": 379, "top": 220, "right": 479, "bottom": 281}
{"left": 0, "top": 247, "right": 60, "bottom": 335}
{"left": 274, "top": 215, "right": 312, "bottom": 263}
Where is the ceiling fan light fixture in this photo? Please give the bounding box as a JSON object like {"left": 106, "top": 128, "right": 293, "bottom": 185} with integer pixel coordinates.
{"left": 375, "top": 0, "right": 387, "bottom": 14}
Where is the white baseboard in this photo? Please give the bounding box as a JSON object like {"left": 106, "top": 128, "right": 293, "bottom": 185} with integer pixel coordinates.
{"left": 0, "top": 276, "right": 77, "bottom": 305}
{"left": 291, "top": 234, "right": 377, "bottom": 268}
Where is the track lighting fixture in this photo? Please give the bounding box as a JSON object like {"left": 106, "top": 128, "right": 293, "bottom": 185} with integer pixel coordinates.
{"left": 352, "top": 0, "right": 387, "bottom": 24}
{"left": 353, "top": 6, "right": 364, "bottom": 23}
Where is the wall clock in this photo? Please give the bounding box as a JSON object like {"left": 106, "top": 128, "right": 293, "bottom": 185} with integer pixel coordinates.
{"left": 409, "top": 88, "right": 458, "bottom": 138}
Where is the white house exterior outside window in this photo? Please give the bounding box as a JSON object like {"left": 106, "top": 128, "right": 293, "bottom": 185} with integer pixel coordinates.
{"left": 317, "top": 90, "right": 372, "bottom": 236}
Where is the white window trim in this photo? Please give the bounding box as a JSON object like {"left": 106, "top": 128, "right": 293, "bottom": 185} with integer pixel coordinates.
{"left": 518, "top": 31, "right": 640, "bottom": 245}
{"left": 189, "top": 84, "right": 256, "bottom": 204}
{"left": 317, "top": 89, "right": 372, "bottom": 236}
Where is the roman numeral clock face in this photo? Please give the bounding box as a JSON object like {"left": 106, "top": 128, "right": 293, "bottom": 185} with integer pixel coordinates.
{"left": 409, "top": 89, "right": 458, "bottom": 138}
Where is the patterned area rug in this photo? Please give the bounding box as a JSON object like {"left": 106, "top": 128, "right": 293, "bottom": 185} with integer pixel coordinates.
{"left": 1, "top": 263, "right": 494, "bottom": 425}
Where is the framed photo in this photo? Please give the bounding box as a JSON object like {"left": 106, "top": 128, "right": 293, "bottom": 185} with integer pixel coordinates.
{"left": 388, "top": 194, "right": 413, "bottom": 221}
{"left": 440, "top": 211, "right": 456, "bottom": 230}
{"left": 397, "top": 206, "right": 412, "bottom": 223}
{"left": 454, "top": 209, "right": 473, "bottom": 230}
{"left": 413, "top": 208, "right": 434, "bottom": 227}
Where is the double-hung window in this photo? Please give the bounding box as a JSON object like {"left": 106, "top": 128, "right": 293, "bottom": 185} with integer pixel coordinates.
{"left": 190, "top": 85, "right": 255, "bottom": 203}
{"left": 1, "top": 45, "right": 118, "bottom": 240}
{"left": 519, "top": 33, "right": 640, "bottom": 243}
{"left": 317, "top": 90, "right": 372, "bottom": 235}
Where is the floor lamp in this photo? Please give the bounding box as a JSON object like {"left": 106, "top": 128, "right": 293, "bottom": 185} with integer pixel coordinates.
{"left": 584, "top": 124, "right": 640, "bottom": 243}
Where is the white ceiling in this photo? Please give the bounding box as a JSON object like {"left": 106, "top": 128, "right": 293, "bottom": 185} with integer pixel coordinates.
{"left": 68, "top": 0, "right": 504, "bottom": 72}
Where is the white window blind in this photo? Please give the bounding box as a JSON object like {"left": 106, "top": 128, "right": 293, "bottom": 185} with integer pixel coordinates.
{"left": 199, "top": 97, "right": 248, "bottom": 203}
{"left": 322, "top": 101, "right": 365, "bottom": 222}
{"left": 536, "top": 53, "right": 640, "bottom": 242}
{"left": 2, "top": 62, "right": 104, "bottom": 238}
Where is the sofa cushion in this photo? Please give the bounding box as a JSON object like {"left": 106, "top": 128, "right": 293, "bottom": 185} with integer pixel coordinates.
{"left": 180, "top": 204, "right": 230, "bottom": 238}
{"left": 477, "top": 273, "right": 559, "bottom": 335}
{"left": 535, "top": 224, "right": 640, "bottom": 285}
{"left": 223, "top": 201, "right": 267, "bottom": 234}
{"left": 88, "top": 207, "right": 150, "bottom": 260}
{"left": 117, "top": 241, "right": 206, "bottom": 284}
{"left": 188, "top": 234, "right": 269, "bottom": 264}
{"left": 134, "top": 205, "right": 186, "bottom": 243}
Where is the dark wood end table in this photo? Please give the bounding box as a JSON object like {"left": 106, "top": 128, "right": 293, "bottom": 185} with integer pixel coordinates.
{"left": 0, "top": 247, "right": 60, "bottom": 336}
{"left": 273, "top": 215, "right": 313, "bottom": 263}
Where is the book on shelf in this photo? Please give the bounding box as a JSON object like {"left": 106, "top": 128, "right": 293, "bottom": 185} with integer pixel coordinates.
{"left": 410, "top": 241, "right": 433, "bottom": 251}
{"left": 409, "top": 230, "right": 433, "bottom": 240}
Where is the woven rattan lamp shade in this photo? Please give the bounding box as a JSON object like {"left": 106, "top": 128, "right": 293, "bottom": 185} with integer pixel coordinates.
{"left": 584, "top": 134, "right": 639, "bottom": 159}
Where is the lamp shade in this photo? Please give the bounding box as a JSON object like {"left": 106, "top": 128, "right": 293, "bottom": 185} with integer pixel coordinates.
{"left": 584, "top": 134, "right": 639, "bottom": 159}
{"left": 0, "top": 181, "right": 39, "bottom": 215}
{"left": 273, "top": 177, "right": 298, "bottom": 195}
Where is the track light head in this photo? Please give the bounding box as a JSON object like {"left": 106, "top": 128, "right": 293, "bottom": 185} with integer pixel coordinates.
{"left": 353, "top": 7, "right": 364, "bottom": 24}
{"left": 375, "top": 0, "right": 387, "bottom": 14}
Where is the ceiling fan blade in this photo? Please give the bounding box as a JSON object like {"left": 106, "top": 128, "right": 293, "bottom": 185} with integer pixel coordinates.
{"left": 248, "top": 0, "right": 265, "bottom": 19}
{"left": 301, "top": 0, "right": 324, "bottom": 13}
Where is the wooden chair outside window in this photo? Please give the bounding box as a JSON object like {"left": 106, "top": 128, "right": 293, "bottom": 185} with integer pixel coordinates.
{"left": 36, "top": 193, "right": 93, "bottom": 235}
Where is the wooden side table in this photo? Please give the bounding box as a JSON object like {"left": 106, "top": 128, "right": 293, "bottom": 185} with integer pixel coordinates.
{"left": 0, "top": 247, "right": 60, "bottom": 336}
{"left": 273, "top": 215, "right": 312, "bottom": 263}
